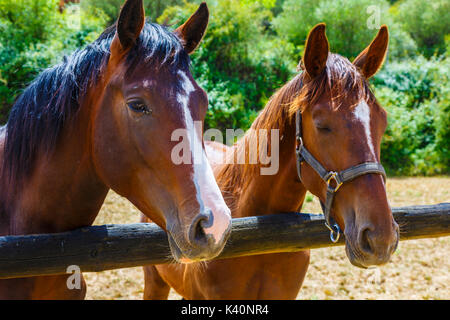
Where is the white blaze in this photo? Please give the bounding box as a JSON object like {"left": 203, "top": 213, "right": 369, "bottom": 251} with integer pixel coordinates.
{"left": 353, "top": 100, "right": 376, "bottom": 159}
{"left": 177, "top": 71, "right": 231, "bottom": 244}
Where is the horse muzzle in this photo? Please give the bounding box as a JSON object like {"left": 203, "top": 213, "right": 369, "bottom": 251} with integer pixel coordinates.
{"left": 345, "top": 222, "right": 400, "bottom": 268}
{"left": 167, "top": 209, "right": 232, "bottom": 263}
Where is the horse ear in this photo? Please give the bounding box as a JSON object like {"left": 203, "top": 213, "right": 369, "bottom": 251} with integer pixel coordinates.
{"left": 116, "top": 0, "right": 145, "bottom": 51}
{"left": 302, "top": 23, "right": 329, "bottom": 79}
{"left": 175, "top": 2, "right": 209, "bottom": 55}
{"left": 353, "top": 25, "right": 389, "bottom": 79}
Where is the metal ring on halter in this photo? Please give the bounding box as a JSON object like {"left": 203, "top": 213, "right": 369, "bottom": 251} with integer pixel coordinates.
{"left": 296, "top": 136, "right": 303, "bottom": 152}
{"left": 326, "top": 172, "right": 343, "bottom": 193}
{"left": 326, "top": 223, "right": 341, "bottom": 243}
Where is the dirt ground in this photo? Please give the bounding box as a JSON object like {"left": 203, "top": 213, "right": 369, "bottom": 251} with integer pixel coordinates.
{"left": 84, "top": 177, "right": 449, "bottom": 300}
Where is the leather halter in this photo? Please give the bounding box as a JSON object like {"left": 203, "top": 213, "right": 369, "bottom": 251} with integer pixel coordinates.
{"left": 295, "top": 110, "right": 386, "bottom": 243}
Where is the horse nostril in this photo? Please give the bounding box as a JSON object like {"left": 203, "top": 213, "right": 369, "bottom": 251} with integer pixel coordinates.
{"left": 359, "top": 227, "right": 375, "bottom": 255}
{"left": 194, "top": 219, "right": 206, "bottom": 241}
{"left": 188, "top": 213, "right": 210, "bottom": 247}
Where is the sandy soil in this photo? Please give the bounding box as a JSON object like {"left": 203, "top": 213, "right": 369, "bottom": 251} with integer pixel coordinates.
{"left": 84, "top": 177, "right": 449, "bottom": 300}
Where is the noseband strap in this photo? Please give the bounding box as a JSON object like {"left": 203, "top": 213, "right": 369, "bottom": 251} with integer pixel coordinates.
{"left": 295, "top": 110, "right": 386, "bottom": 243}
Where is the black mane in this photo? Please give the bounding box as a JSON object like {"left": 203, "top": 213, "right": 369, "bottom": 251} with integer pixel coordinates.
{"left": 2, "top": 22, "right": 189, "bottom": 186}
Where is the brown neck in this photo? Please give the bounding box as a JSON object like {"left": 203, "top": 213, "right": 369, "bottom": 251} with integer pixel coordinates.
{"left": 0, "top": 97, "right": 109, "bottom": 236}
{"left": 220, "top": 123, "right": 307, "bottom": 218}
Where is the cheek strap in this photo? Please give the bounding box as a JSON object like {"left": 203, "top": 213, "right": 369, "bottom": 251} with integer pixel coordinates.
{"left": 295, "top": 110, "right": 386, "bottom": 243}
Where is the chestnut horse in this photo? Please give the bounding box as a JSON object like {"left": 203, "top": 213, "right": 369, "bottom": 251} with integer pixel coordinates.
{"left": 0, "top": 1, "right": 231, "bottom": 299}
{"left": 143, "top": 24, "right": 400, "bottom": 299}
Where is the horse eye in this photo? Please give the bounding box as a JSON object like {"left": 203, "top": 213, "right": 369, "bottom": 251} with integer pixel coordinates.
{"left": 127, "top": 101, "right": 152, "bottom": 115}
{"left": 317, "top": 125, "right": 332, "bottom": 133}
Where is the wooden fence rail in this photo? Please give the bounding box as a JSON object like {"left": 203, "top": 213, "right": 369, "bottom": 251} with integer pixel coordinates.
{"left": 0, "top": 203, "right": 448, "bottom": 279}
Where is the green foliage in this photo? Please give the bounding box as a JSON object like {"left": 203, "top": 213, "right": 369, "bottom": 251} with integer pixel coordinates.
{"left": 394, "top": 0, "right": 450, "bottom": 57}
{"left": 0, "top": 0, "right": 107, "bottom": 123}
{"left": 374, "top": 56, "right": 449, "bottom": 175}
{"left": 273, "top": 0, "right": 417, "bottom": 60}
{"left": 81, "top": 0, "right": 185, "bottom": 25}
{"left": 0, "top": 0, "right": 448, "bottom": 176}
{"left": 159, "top": 0, "right": 295, "bottom": 132}
{"left": 241, "top": 0, "right": 277, "bottom": 9}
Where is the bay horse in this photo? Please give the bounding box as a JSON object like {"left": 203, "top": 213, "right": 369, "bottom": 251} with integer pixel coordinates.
{"left": 0, "top": 1, "right": 231, "bottom": 299}
{"left": 143, "top": 24, "right": 400, "bottom": 299}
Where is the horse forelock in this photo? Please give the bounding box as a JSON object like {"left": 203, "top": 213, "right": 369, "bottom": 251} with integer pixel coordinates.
{"left": 291, "top": 54, "right": 375, "bottom": 115}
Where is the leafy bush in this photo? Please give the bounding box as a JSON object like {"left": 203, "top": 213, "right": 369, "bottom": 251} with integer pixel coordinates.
{"left": 0, "top": 0, "right": 447, "bottom": 177}
{"left": 81, "top": 0, "right": 185, "bottom": 25}
{"left": 159, "top": 0, "right": 295, "bottom": 132}
{"left": 394, "top": 0, "right": 450, "bottom": 57}
{"left": 0, "top": 0, "right": 107, "bottom": 123}
{"left": 374, "top": 56, "right": 449, "bottom": 175}
{"left": 273, "top": 0, "right": 417, "bottom": 60}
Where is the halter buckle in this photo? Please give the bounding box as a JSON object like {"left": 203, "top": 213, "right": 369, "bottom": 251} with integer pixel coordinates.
{"left": 326, "top": 172, "right": 343, "bottom": 192}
